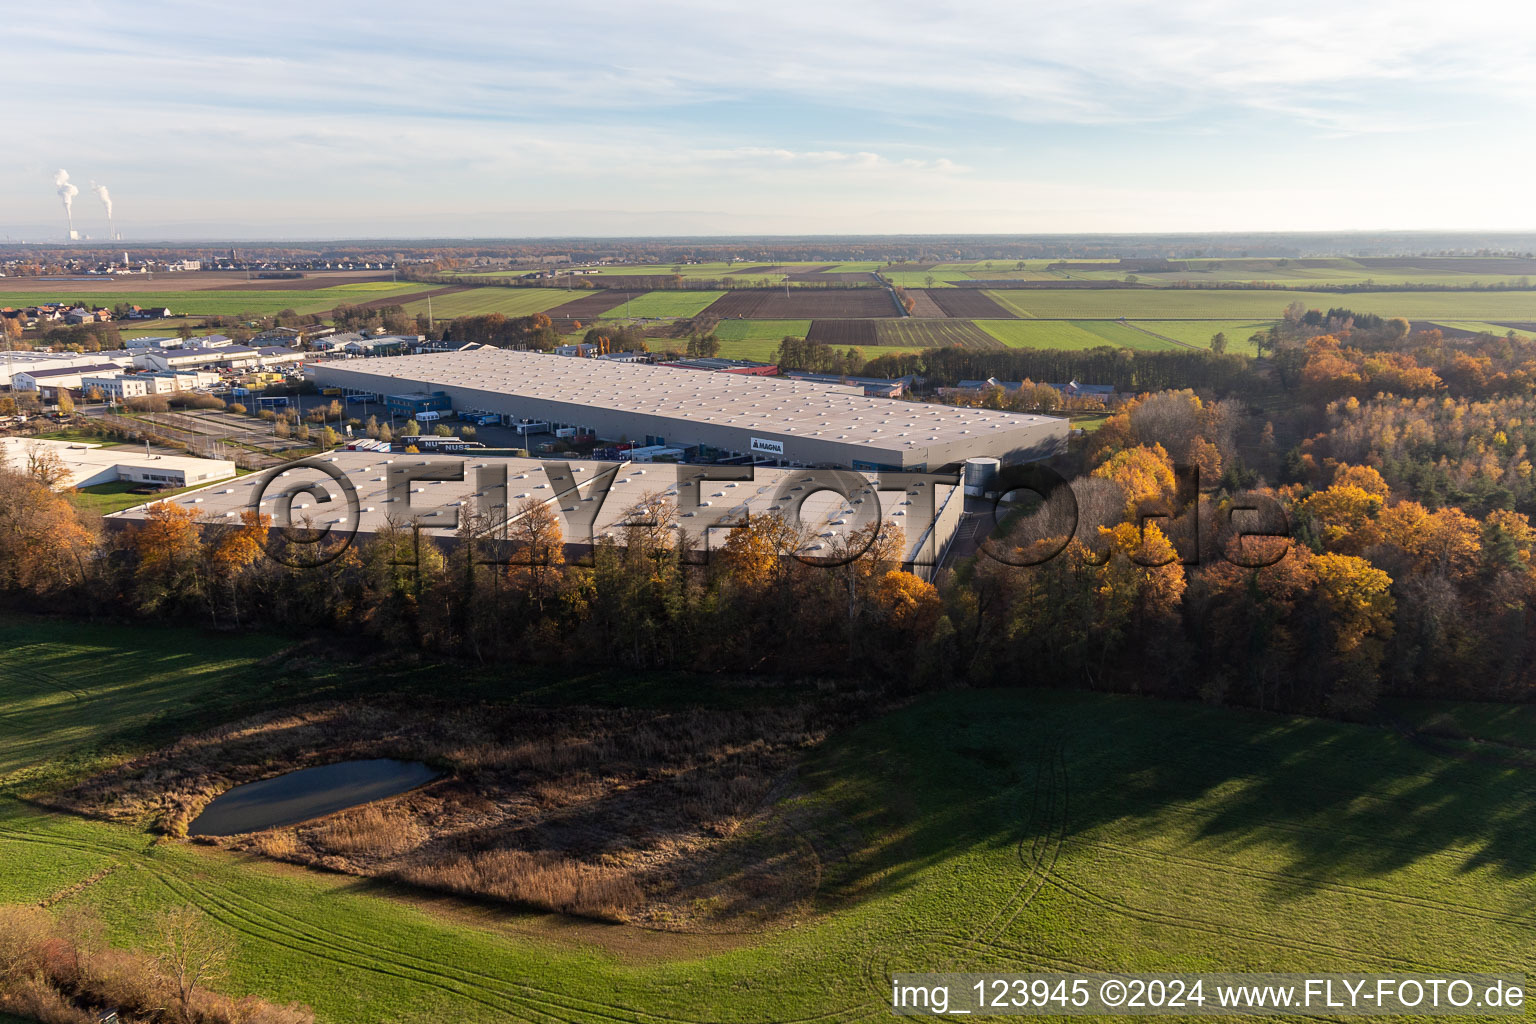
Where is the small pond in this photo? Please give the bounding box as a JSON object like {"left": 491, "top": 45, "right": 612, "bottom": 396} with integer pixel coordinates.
{"left": 187, "top": 758, "right": 439, "bottom": 837}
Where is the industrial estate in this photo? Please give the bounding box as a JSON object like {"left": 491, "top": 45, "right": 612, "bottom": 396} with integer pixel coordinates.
{"left": 4, "top": 234, "right": 1536, "bottom": 1024}
{"left": 4, "top": 1, "right": 1535, "bottom": 1018}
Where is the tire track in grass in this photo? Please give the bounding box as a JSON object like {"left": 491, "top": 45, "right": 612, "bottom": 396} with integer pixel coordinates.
{"left": 3, "top": 809, "right": 879, "bottom": 1024}
{"left": 147, "top": 837, "right": 876, "bottom": 1024}
{"left": 975, "top": 754, "right": 1440, "bottom": 973}
{"left": 956, "top": 740, "right": 1055, "bottom": 954}
{"left": 144, "top": 862, "right": 542, "bottom": 1024}
{"left": 1060, "top": 835, "right": 1536, "bottom": 929}
{"left": 976, "top": 743, "right": 1067, "bottom": 945}
{"left": 1038, "top": 849, "right": 1433, "bottom": 971}
{"left": 151, "top": 863, "right": 806, "bottom": 1024}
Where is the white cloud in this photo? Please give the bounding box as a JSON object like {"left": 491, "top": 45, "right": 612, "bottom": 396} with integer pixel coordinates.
{"left": 4, "top": 0, "right": 1534, "bottom": 235}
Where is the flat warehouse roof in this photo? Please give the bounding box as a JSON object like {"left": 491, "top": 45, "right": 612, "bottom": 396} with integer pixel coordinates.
{"left": 0, "top": 437, "right": 236, "bottom": 490}
{"left": 307, "top": 349, "right": 1060, "bottom": 455}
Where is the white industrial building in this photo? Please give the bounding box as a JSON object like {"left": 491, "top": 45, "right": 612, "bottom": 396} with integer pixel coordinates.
{"left": 74, "top": 368, "right": 222, "bottom": 400}
{"left": 79, "top": 373, "right": 151, "bottom": 400}
{"left": 125, "top": 336, "right": 182, "bottom": 351}
{"left": 307, "top": 349, "right": 1067, "bottom": 471}
{"left": 135, "top": 346, "right": 259, "bottom": 372}
{"left": 0, "top": 437, "right": 236, "bottom": 490}
{"left": 12, "top": 362, "right": 126, "bottom": 394}
{"left": 0, "top": 351, "right": 135, "bottom": 388}
{"left": 106, "top": 452, "right": 965, "bottom": 578}
{"left": 254, "top": 346, "right": 306, "bottom": 368}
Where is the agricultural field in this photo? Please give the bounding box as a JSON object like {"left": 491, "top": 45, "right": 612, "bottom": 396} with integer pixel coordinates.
{"left": 704, "top": 289, "right": 900, "bottom": 319}
{"left": 0, "top": 283, "right": 428, "bottom": 317}
{"left": 806, "top": 319, "right": 878, "bottom": 346}
{"left": 977, "top": 319, "right": 1184, "bottom": 351}
{"left": 716, "top": 337, "right": 911, "bottom": 362}
{"left": 3, "top": 617, "right": 1534, "bottom": 1023}
{"left": 544, "top": 289, "right": 644, "bottom": 322}
{"left": 1430, "top": 320, "right": 1536, "bottom": 340}
{"left": 114, "top": 317, "right": 206, "bottom": 338}
{"left": 0, "top": 272, "right": 400, "bottom": 295}
{"left": 1063, "top": 256, "right": 1536, "bottom": 289}
{"left": 712, "top": 318, "right": 811, "bottom": 342}
{"left": 919, "top": 289, "right": 1019, "bottom": 319}
{"left": 711, "top": 319, "right": 812, "bottom": 359}
{"left": 872, "top": 319, "right": 1004, "bottom": 349}
{"left": 882, "top": 272, "right": 957, "bottom": 287}
{"left": 578, "top": 262, "right": 782, "bottom": 278}
{"left": 1125, "top": 320, "right": 1280, "bottom": 354}
{"left": 597, "top": 290, "right": 726, "bottom": 319}
{"left": 819, "top": 257, "right": 1536, "bottom": 290}
{"left": 397, "top": 287, "right": 577, "bottom": 320}
{"left": 982, "top": 288, "right": 1536, "bottom": 321}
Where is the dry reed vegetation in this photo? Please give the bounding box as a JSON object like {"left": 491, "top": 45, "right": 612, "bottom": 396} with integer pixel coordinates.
{"left": 59, "top": 699, "right": 837, "bottom": 927}
{"left": 0, "top": 904, "right": 314, "bottom": 1024}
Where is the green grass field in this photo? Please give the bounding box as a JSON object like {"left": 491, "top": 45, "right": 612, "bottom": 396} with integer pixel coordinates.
{"left": 398, "top": 287, "right": 579, "bottom": 319}
{"left": 983, "top": 289, "right": 1536, "bottom": 321}
{"left": 3, "top": 617, "right": 1534, "bottom": 1023}
{"left": 976, "top": 319, "right": 1183, "bottom": 351}
{"left": 0, "top": 619, "right": 296, "bottom": 785}
{"left": 711, "top": 319, "right": 811, "bottom": 359}
{"left": 447, "top": 258, "right": 1536, "bottom": 294}
{"left": 1126, "top": 320, "right": 1279, "bottom": 355}
{"left": 567, "top": 262, "right": 786, "bottom": 278}
{"left": 1431, "top": 320, "right": 1536, "bottom": 340}
{"left": 1065, "top": 258, "right": 1536, "bottom": 289}
{"left": 713, "top": 318, "right": 811, "bottom": 341}
{"left": 883, "top": 272, "right": 956, "bottom": 287}
{"left": 0, "top": 284, "right": 427, "bottom": 317}
{"left": 598, "top": 290, "right": 726, "bottom": 319}
{"left": 718, "top": 338, "right": 913, "bottom": 361}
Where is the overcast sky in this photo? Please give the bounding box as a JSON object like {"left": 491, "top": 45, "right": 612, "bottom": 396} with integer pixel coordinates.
{"left": 6, "top": 0, "right": 1535, "bottom": 240}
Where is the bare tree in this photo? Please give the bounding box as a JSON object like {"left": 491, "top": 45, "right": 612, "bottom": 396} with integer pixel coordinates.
{"left": 153, "top": 905, "right": 232, "bottom": 1023}
{"left": 618, "top": 488, "right": 678, "bottom": 557}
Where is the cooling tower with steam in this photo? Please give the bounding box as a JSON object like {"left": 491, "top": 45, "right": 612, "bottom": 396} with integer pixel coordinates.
{"left": 53, "top": 169, "right": 79, "bottom": 240}
{"left": 92, "top": 182, "right": 116, "bottom": 240}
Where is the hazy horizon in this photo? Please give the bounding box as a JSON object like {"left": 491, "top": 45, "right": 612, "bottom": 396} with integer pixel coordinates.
{"left": 8, "top": 0, "right": 1535, "bottom": 241}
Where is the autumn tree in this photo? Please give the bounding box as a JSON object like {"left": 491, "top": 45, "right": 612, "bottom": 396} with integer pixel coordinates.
{"left": 0, "top": 470, "right": 96, "bottom": 597}
{"left": 506, "top": 496, "right": 565, "bottom": 615}
{"left": 24, "top": 445, "right": 70, "bottom": 489}
{"left": 1092, "top": 443, "right": 1178, "bottom": 518}
{"left": 1310, "top": 552, "right": 1395, "bottom": 715}
{"left": 131, "top": 500, "right": 204, "bottom": 612}
{"left": 203, "top": 508, "right": 271, "bottom": 626}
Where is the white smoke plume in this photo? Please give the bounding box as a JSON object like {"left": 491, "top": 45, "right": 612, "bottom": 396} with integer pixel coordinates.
{"left": 54, "top": 169, "right": 79, "bottom": 236}
{"left": 53, "top": 169, "right": 78, "bottom": 211}
{"left": 91, "top": 181, "right": 115, "bottom": 238}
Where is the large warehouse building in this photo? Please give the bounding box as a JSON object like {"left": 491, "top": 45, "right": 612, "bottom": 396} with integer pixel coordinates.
{"left": 307, "top": 349, "right": 1066, "bottom": 471}
{"left": 107, "top": 452, "right": 965, "bottom": 578}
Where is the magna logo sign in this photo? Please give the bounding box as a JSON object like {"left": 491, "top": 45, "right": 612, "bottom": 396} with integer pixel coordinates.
{"left": 750, "top": 437, "right": 785, "bottom": 456}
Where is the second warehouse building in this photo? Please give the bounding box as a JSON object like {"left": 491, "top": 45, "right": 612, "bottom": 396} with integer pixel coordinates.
{"left": 307, "top": 349, "right": 1066, "bottom": 471}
